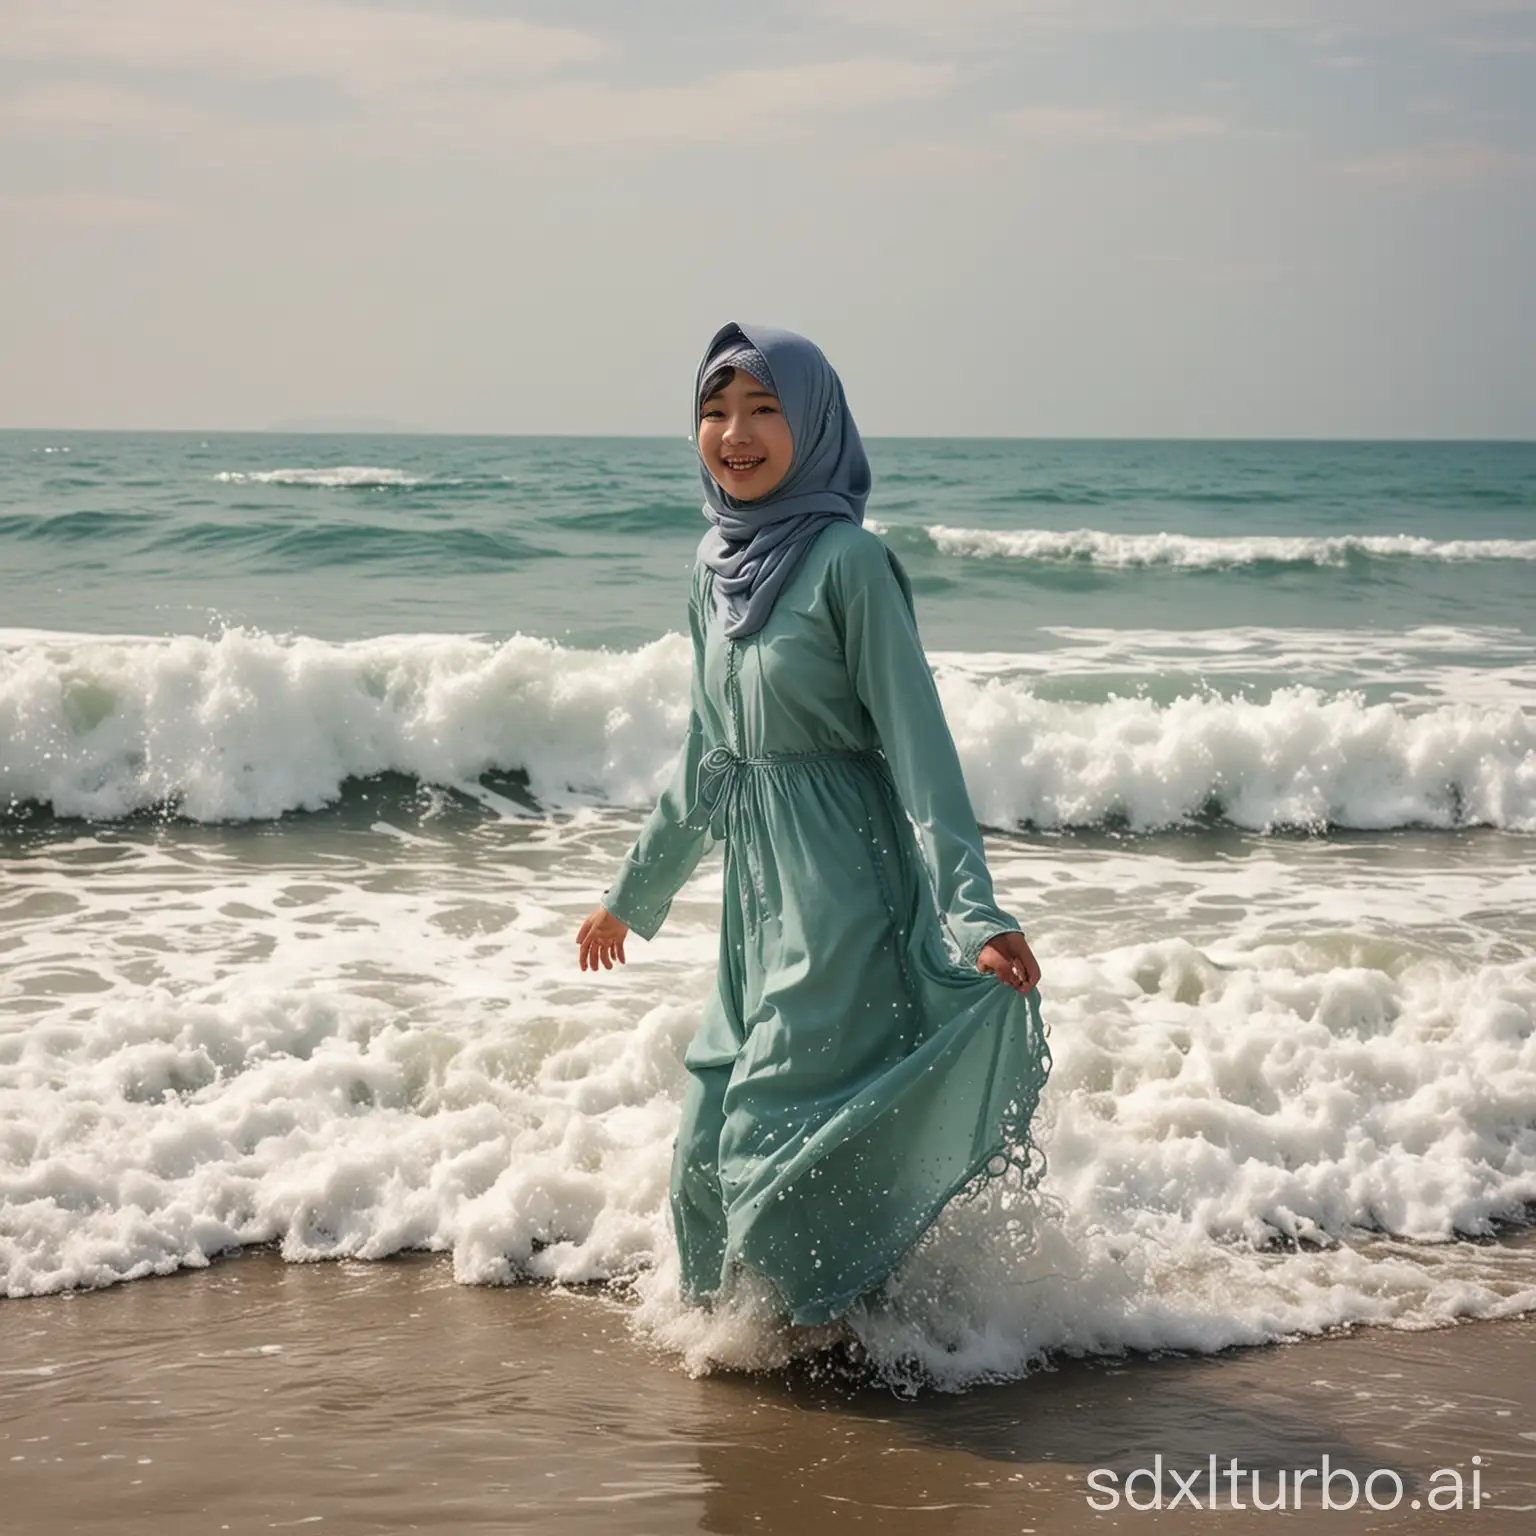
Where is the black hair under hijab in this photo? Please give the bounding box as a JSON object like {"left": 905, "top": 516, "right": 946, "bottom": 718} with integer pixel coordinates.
{"left": 697, "top": 364, "right": 738, "bottom": 408}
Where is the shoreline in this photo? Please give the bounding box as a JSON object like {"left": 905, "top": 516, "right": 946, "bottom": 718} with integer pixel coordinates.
{"left": 5, "top": 1246, "right": 1535, "bottom": 1534}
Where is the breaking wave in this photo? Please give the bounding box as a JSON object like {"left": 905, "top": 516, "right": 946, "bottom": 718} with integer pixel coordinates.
{"left": 214, "top": 466, "right": 425, "bottom": 488}
{"left": 2, "top": 627, "right": 1531, "bottom": 831}
{"left": 920, "top": 525, "right": 1536, "bottom": 568}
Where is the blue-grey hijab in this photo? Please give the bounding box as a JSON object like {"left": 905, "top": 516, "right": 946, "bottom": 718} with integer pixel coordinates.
{"left": 694, "top": 322, "right": 871, "bottom": 640}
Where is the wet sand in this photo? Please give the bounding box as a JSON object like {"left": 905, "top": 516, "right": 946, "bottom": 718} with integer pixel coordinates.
{"left": 4, "top": 1248, "right": 1534, "bottom": 1535}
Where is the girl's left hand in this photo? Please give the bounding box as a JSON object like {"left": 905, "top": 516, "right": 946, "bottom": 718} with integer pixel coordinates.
{"left": 977, "top": 931, "right": 1041, "bottom": 994}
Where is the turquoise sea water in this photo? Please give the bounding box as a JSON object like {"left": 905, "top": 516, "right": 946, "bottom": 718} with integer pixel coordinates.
{"left": 2, "top": 431, "right": 1533, "bottom": 1385}
{"left": 4, "top": 434, "right": 1534, "bottom": 647}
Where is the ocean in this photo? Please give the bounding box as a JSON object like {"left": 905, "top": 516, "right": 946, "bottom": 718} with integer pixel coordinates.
{"left": 2, "top": 431, "right": 1533, "bottom": 1390}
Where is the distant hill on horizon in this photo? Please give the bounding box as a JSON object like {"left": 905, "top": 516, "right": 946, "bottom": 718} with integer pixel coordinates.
{"left": 264, "top": 416, "right": 422, "bottom": 434}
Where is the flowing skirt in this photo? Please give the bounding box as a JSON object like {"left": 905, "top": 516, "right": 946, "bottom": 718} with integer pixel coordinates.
{"left": 670, "top": 748, "right": 1050, "bottom": 1326}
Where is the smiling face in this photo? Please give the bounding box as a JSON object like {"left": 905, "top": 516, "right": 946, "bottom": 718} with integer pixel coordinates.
{"left": 697, "top": 366, "right": 794, "bottom": 501}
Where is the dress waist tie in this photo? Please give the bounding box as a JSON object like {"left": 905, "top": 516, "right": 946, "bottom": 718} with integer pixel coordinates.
{"left": 682, "top": 744, "right": 884, "bottom": 935}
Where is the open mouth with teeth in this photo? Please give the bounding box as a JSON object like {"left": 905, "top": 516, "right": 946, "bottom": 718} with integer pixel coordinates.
{"left": 721, "top": 455, "right": 767, "bottom": 475}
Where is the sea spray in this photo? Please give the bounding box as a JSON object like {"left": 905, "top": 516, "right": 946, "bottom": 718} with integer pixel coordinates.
{"left": 924, "top": 525, "right": 1536, "bottom": 569}
{"left": 3, "top": 628, "right": 1532, "bottom": 831}
{"left": 213, "top": 466, "right": 426, "bottom": 488}
{"left": 626, "top": 941, "right": 1536, "bottom": 1389}
{"left": 6, "top": 922, "right": 1532, "bottom": 1389}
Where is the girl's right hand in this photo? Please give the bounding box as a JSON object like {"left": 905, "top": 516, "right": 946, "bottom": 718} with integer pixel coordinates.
{"left": 577, "top": 905, "right": 629, "bottom": 971}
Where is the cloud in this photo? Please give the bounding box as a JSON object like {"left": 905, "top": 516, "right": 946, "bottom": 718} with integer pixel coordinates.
{"left": 1133, "top": 252, "right": 1292, "bottom": 283}
{"left": 815, "top": 0, "right": 1536, "bottom": 43}
{"left": 0, "top": 80, "right": 221, "bottom": 140}
{"left": 0, "top": 190, "right": 187, "bottom": 226}
{"left": 0, "top": 2, "right": 954, "bottom": 158}
{"left": 1334, "top": 139, "right": 1536, "bottom": 183}
{"left": 1003, "top": 106, "right": 1228, "bottom": 144}
{"left": 0, "top": 0, "right": 600, "bottom": 98}
{"left": 0, "top": 47, "right": 955, "bottom": 157}
{"left": 434, "top": 57, "right": 958, "bottom": 153}
{"left": 1454, "top": 32, "right": 1536, "bottom": 52}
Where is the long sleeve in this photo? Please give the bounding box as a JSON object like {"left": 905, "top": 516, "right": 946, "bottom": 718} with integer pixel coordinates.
{"left": 600, "top": 567, "right": 717, "bottom": 941}
{"left": 834, "top": 530, "right": 1022, "bottom": 969}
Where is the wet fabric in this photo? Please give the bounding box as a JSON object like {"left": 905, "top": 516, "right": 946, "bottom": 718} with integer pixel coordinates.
{"left": 694, "top": 321, "right": 872, "bottom": 641}
{"left": 602, "top": 521, "right": 1050, "bottom": 1326}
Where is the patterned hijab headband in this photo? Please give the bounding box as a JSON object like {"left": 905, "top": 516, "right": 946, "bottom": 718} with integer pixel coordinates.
{"left": 701, "top": 340, "right": 775, "bottom": 399}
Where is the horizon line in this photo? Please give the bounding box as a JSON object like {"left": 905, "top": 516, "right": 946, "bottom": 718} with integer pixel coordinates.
{"left": 1, "top": 428, "right": 1533, "bottom": 445}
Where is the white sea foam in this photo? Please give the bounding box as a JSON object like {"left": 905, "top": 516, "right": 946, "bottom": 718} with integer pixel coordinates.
{"left": 631, "top": 919, "right": 1536, "bottom": 1385}
{"left": 214, "top": 467, "right": 423, "bottom": 488}
{"left": 925, "top": 525, "right": 1536, "bottom": 567}
{"left": 943, "top": 625, "right": 1536, "bottom": 710}
{"left": 0, "top": 627, "right": 689, "bottom": 822}
{"left": 2, "top": 627, "right": 1531, "bottom": 830}
{"left": 949, "top": 682, "right": 1535, "bottom": 834}
{"left": 2, "top": 827, "right": 1532, "bottom": 1388}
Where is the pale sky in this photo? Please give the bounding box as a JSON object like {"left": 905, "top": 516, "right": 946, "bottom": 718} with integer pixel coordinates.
{"left": 1, "top": 0, "right": 1532, "bottom": 436}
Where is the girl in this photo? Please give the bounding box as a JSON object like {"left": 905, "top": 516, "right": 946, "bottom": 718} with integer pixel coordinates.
{"left": 577, "top": 323, "right": 1048, "bottom": 1328}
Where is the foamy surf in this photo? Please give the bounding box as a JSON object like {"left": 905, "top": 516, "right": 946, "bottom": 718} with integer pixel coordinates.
{"left": 3, "top": 627, "right": 1532, "bottom": 831}
{"left": 632, "top": 933, "right": 1536, "bottom": 1388}
{"left": 213, "top": 467, "right": 425, "bottom": 488}
{"left": 923, "top": 525, "right": 1536, "bottom": 567}
{"left": 3, "top": 854, "right": 1532, "bottom": 1390}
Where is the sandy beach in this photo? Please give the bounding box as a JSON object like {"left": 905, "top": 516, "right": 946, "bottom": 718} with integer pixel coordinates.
{"left": 5, "top": 1245, "right": 1534, "bottom": 1535}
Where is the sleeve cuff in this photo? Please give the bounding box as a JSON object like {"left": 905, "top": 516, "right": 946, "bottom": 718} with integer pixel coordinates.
{"left": 600, "top": 879, "right": 669, "bottom": 942}
{"left": 951, "top": 911, "right": 1025, "bottom": 970}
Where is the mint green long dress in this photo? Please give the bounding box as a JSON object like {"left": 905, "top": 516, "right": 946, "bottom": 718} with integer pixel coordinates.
{"left": 602, "top": 522, "right": 1050, "bottom": 1326}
